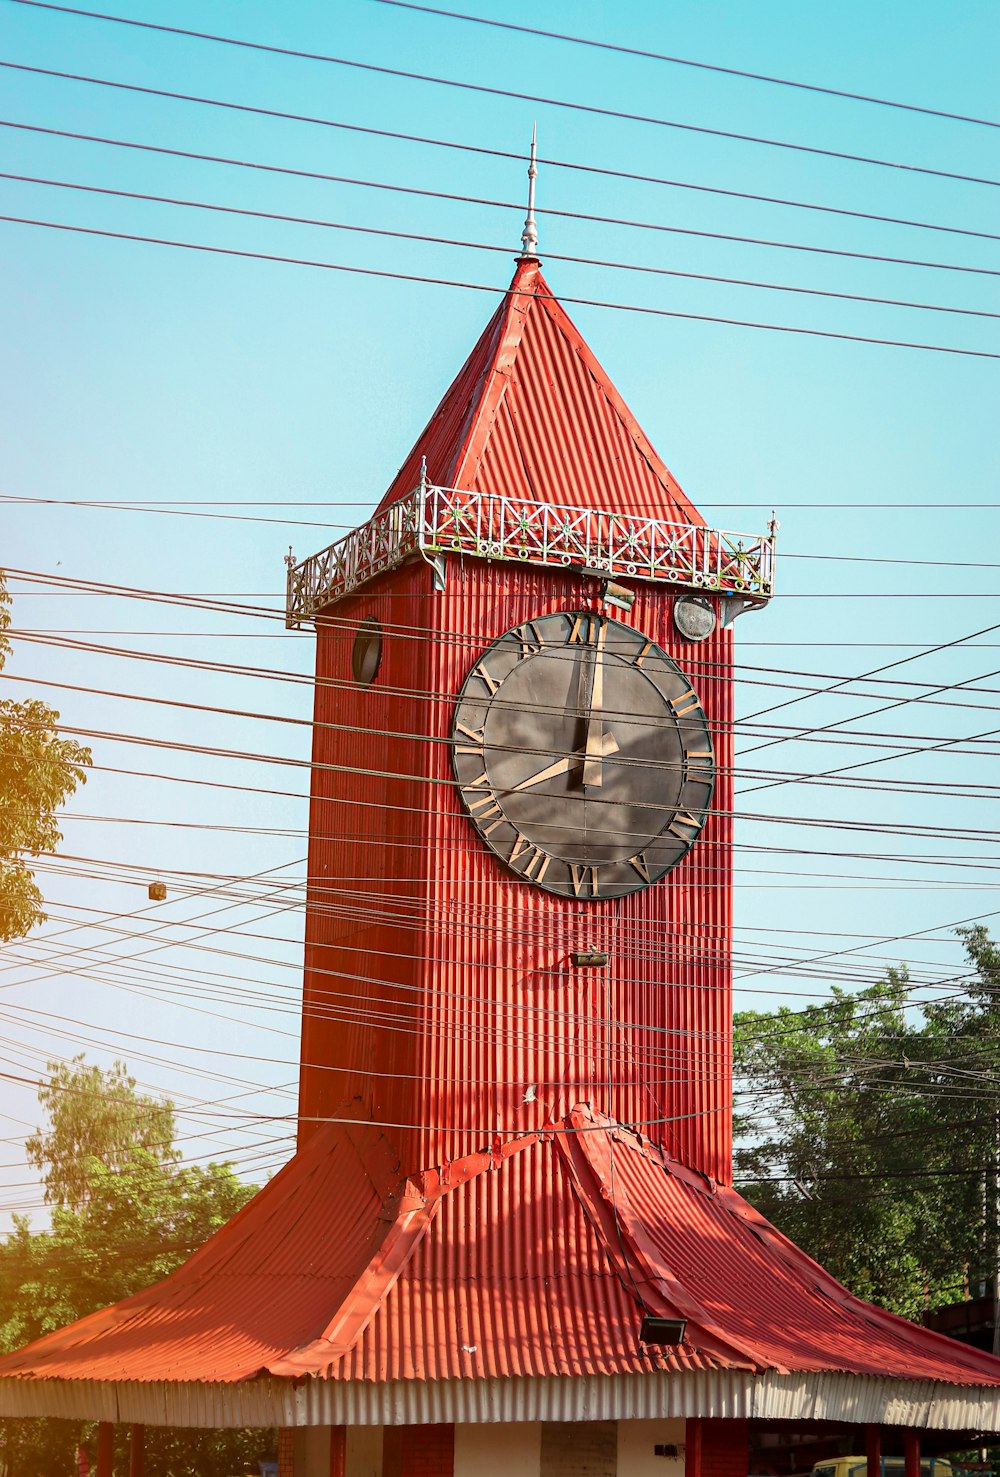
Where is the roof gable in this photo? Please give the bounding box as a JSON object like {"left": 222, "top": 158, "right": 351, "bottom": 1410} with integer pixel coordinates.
{"left": 376, "top": 261, "right": 702, "bottom": 526}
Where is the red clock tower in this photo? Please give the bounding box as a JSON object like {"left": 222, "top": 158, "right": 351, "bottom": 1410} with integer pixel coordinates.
{"left": 291, "top": 251, "right": 770, "bottom": 1188}
{"left": 6, "top": 195, "right": 1000, "bottom": 1477}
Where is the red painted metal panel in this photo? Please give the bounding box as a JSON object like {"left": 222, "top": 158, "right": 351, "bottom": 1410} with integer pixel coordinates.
{"left": 297, "top": 559, "right": 734, "bottom": 1181}
{"left": 374, "top": 262, "right": 701, "bottom": 527}
{"left": 6, "top": 1114, "right": 1000, "bottom": 1389}
{"left": 299, "top": 255, "right": 736, "bottom": 1179}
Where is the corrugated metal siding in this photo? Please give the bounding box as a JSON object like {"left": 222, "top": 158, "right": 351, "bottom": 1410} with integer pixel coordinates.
{"left": 400, "top": 564, "right": 735, "bottom": 1182}
{"left": 7, "top": 1121, "right": 1000, "bottom": 1408}
{"left": 0, "top": 1120, "right": 398, "bottom": 1386}
{"left": 374, "top": 296, "right": 508, "bottom": 513}
{"left": 303, "top": 260, "right": 732, "bottom": 1177}
{"left": 7, "top": 1368, "right": 1000, "bottom": 1431}
{"left": 374, "top": 262, "right": 701, "bottom": 527}
{"left": 298, "top": 548, "right": 735, "bottom": 1182}
{"left": 473, "top": 280, "right": 699, "bottom": 523}
{"left": 570, "top": 1117, "right": 1000, "bottom": 1386}
{"left": 297, "top": 563, "right": 438, "bottom": 1171}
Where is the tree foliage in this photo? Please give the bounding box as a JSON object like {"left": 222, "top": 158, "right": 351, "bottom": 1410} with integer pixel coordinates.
{"left": 25, "top": 1056, "right": 179, "bottom": 1211}
{"left": 0, "top": 570, "right": 91, "bottom": 940}
{"left": 0, "top": 1060, "right": 264, "bottom": 1477}
{"left": 734, "top": 934, "right": 1000, "bottom": 1319}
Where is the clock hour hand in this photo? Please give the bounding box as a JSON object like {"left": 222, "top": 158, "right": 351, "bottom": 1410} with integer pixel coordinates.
{"left": 582, "top": 618, "right": 608, "bottom": 788}
{"left": 513, "top": 730, "right": 619, "bottom": 792}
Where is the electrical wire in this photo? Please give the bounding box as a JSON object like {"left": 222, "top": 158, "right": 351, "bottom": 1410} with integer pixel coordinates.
{"left": 5, "top": 213, "right": 997, "bottom": 360}
{"left": 3, "top": 86, "right": 998, "bottom": 281}
{"left": 5, "top": 118, "right": 999, "bottom": 251}
{"left": 370, "top": 0, "right": 1000, "bottom": 131}
{"left": 6, "top": 171, "right": 1000, "bottom": 324}
{"left": 7, "top": 1, "right": 999, "bottom": 187}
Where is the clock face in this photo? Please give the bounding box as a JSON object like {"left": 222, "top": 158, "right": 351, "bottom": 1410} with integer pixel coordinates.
{"left": 451, "top": 611, "right": 715, "bottom": 899}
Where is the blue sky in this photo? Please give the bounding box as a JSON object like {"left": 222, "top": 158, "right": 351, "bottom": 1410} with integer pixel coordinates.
{"left": 1, "top": 0, "right": 998, "bottom": 1219}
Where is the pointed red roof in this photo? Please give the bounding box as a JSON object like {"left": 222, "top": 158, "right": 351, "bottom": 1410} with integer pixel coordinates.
{"left": 2, "top": 1108, "right": 998, "bottom": 1402}
{"left": 376, "top": 260, "right": 703, "bottom": 526}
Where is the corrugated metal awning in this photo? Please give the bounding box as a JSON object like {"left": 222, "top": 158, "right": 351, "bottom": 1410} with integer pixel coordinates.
{"left": 1, "top": 1109, "right": 999, "bottom": 1429}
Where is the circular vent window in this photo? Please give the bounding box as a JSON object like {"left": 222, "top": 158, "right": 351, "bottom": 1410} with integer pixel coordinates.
{"left": 351, "top": 617, "right": 383, "bottom": 686}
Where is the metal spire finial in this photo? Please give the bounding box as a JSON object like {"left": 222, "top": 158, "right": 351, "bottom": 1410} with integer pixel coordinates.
{"left": 519, "top": 123, "right": 539, "bottom": 258}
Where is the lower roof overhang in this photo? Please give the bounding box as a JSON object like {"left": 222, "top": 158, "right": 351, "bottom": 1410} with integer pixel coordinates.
{"left": 4, "top": 1370, "right": 1000, "bottom": 1433}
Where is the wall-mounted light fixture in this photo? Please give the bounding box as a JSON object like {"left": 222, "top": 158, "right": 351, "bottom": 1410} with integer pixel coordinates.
{"left": 639, "top": 1315, "right": 687, "bottom": 1345}
{"left": 577, "top": 566, "right": 636, "bottom": 612}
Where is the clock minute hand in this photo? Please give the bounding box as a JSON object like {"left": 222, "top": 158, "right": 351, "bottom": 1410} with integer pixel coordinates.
{"left": 513, "top": 730, "right": 620, "bottom": 792}
{"left": 582, "top": 619, "right": 608, "bottom": 788}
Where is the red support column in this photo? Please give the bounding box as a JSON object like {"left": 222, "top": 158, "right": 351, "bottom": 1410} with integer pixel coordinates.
{"left": 329, "top": 1426, "right": 346, "bottom": 1477}
{"left": 866, "top": 1424, "right": 882, "bottom": 1477}
{"left": 904, "top": 1431, "right": 920, "bottom": 1477}
{"left": 129, "top": 1426, "right": 145, "bottom": 1477}
{"left": 97, "top": 1423, "right": 114, "bottom": 1477}
{"left": 696, "top": 1420, "right": 748, "bottom": 1477}
{"left": 383, "top": 1425, "right": 454, "bottom": 1477}
{"left": 403, "top": 1424, "right": 454, "bottom": 1477}
{"left": 383, "top": 1426, "right": 402, "bottom": 1477}
{"left": 278, "top": 1427, "right": 295, "bottom": 1477}
{"left": 685, "top": 1419, "right": 704, "bottom": 1477}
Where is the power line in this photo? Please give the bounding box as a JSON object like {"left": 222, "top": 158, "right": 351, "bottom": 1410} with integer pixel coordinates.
{"left": 4, "top": 494, "right": 1000, "bottom": 510}
{"left": 11, "top": 658, "right": 1000, "bottom": 758}
{"left": 16, "top": 697, "right": 1000, "bottom": 846}
{"left": 11, "top": 489, "right": 1000, "bottom": 537}
{"left": 14, "top": 840, "right": 997, "bottom": 992}
{"left": 371, "top": 0, "right": 1000, "bottom": 131}
{"left": 737, "top": 616, "right": 1000, "bottom": 743}
{"left": 3, "top": 95, "right": 998, "bottom": 278}
{"left": 14, "top": 623, "right": 1000, "bottom": 710}
{"left": 9, "top": 170, "right": 1000, "bottom": 324}
{"left": 4, "top": 213, "right": 1000, "bottom": 361}
{"left": 7, "top": 1, "right": 999, "bottom": 187}
{"left": 5, "top": 124, "right": 996, "bottom": 253}
{"left": 2, "top": 921, "right": 982, "bottom": 1081}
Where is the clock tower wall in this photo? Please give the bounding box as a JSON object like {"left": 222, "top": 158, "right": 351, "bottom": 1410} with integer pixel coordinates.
{"left": 297, "top": 561, "right": 440, "bottom": 1166}
{"left": 298, "top": 556, "right": 734, "bottom": 1183}
{"left": 414, "top": 562, "right": 735, "bottom": 1183}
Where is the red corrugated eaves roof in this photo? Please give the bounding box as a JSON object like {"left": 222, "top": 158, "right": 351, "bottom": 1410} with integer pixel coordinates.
{"left": 2, "top": 1107, "right": 998, "bottom": 1390}
{"left": 375, "top": 259, "right": 702, "bottom": 525}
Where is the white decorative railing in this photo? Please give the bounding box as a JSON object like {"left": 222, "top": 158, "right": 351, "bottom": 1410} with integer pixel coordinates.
{"left": 286, "top": 480, "right": 777, "bottom": 626}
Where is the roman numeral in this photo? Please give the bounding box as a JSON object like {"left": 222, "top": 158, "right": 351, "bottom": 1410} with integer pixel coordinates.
{"left": 456, "top": 721, "right": 486, "bottom": 746}
{"left": 568, "top": 612, "right": 599, "bottom": 645}
{"left": 684, "top": 748, "right": 714, "bottom": 783}
{"left": 628, "top": 852, "right": 651, "bottom": 883}
{"left": 669, "top": 689, "right": 701, "bottom": 719}
{"left": 472, "top": 661, "right": 501, "bottom": 696}
{"left": 668, "top": 811, "right": 703, "bottom": 841}
{"left": 509, "top": 834, "right": 551, "bottom": 883}
{"left": 465, "top": 791, "right": 503, "bottom": 821}
{"left": 463, "top": 770, "right": 502, "bottom": 821}
{"left": 634, "top": 639, "right": 653, "bottom": 666}
{"left": 517, "top": 622, "right": 545, "bottom": 658}
{"left": 570, "top": 863, "right": 600, "bottom": 898}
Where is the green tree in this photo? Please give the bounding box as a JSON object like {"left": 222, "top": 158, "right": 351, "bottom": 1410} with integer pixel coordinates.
{"left": 0, "top": 569, "right": 91, "bottom": 940}
{"left": 734, "top": 951, "right": 995, "bottom": 1319}
{"left": 0, "top": 1061, "right": 265, "bottom": 1477}
{"left": 25, "top": 1056, "right": 179, "bottom": 1211}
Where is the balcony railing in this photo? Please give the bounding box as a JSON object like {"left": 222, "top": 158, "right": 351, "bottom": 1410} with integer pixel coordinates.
{"left": 286, "top": 480, "right": 777, "bottom": 626}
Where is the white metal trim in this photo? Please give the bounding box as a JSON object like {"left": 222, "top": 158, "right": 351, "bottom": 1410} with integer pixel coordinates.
{"left": 3, "top": 1371, "right": 999, "bottom": 1431}
{"left": 285, "top": 484, "right": 777, "bottom": 626}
